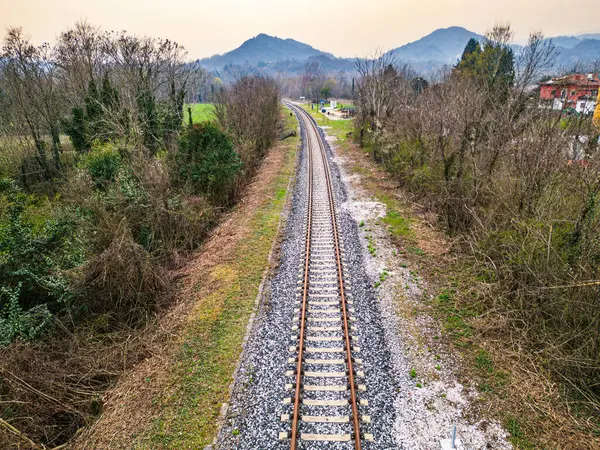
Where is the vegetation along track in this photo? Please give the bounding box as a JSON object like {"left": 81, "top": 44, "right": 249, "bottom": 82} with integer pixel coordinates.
{"left": 281, "top": 102, "right": 373, "bottom": 448}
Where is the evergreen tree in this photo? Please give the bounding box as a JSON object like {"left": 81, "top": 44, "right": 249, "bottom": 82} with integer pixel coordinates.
{"left": 455, "top": 37, "right": 515, "bottom": 102}
{"left": 480, "top": 41, "right": 515, "bottom": 101}
{"left": 460, "top": 38, "right": 481, "bottom": 61}
{"left": 456, "top": 38, "right": 482, "bottom": 72}
{"left": 383, "top": 64, "right": 397, "bottom": 80}
{"left": 411, "top": 77, "right": 429, "bottom": 94}
{"left": 64, "top": 107, "right": 89, "bottom": 152}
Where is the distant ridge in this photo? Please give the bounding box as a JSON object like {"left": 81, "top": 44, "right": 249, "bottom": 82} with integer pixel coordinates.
{"left": 198, "top": 28, "right": 600, "bottom": 76}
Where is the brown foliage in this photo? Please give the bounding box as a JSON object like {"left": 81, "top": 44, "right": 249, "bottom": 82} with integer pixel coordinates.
{"left": 215, "top": 75, "right": 281, "bottom": 171}
{"left": 80, "top": 222, "right": 166, "bottom": 324}
{"left": 0, "top": 325, "right": 152, "bottom": 448}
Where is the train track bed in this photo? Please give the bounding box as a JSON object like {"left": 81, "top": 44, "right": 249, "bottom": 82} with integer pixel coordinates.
{"left": 213, "top": 104, "right": 401, "bottom": 449}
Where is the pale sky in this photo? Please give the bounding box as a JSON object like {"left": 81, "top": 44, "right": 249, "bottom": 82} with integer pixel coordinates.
{"left": 1, "top": 0, "right": 599, "bottom": 59}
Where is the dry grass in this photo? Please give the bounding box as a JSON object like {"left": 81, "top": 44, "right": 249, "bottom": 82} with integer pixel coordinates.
{"left": 81, "top": 222, "right": 167, "bottom": 323}
{"left": 0, "top": 324, "right": 155, "bottom": 449}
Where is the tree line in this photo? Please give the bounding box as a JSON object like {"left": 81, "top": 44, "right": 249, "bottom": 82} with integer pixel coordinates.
{"left": 354, "top": 25, "right": 600, "bottom": 407}
{"left": 277, "top": 60, "right": 355, "bottom": 101}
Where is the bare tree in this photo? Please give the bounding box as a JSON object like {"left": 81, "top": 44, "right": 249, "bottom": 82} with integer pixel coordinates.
{"left": 215, "top": 75, "right": 281, "bottom": 170}
{"left": 301, "top": 60, "right": 325, "bottom": 102}
{"left": 354, "top": 51, "right": 415, "bottom": 154}
{"left": 1, "top": 28, "right": 65, "bottom": 177}
{"left": 54, "top": 21, "right": 108, "bottom": 104}
{"left": 514, "top": 31, "right": 557, "bottom": 94}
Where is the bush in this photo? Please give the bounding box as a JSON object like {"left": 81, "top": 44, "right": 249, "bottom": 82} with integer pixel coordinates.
{"left": 79, "top": 143, "right": 124, "bottom": 188}
{"left": 0, "top": 284, "right": 52, "bottom": 345}
{"left": 0, "top": 179, "right": 84, "bottom": 344}
{"left": 71, "top": 142, "right": 216, "bottom": 262}
{"left": 80, "top": 224, "right": 165, "bottom": 325}
{"left": 172, "top": 123, "right": 242, "bottom": 205}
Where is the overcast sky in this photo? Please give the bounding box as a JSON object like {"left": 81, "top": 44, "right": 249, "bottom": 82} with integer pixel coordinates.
{"left": 1, "top": 0, "right": 599, "bottom": 59}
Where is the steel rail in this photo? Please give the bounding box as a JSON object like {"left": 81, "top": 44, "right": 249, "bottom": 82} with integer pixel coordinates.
{"left": 286, "top": 101, "right": 362, "bottom": 450}
{"left": 289, "top": 102, "right": 313, "bottom": 450}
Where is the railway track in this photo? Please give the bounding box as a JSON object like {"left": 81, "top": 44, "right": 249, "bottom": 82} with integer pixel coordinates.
{"left": 280, "top": 102, "right": 372, "bottom": 449}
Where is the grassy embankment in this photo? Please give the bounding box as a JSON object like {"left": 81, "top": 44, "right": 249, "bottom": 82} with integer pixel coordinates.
{"left": 299, "top": 105, "right": 600, "bottom": 449}
{"left": 136, "top": 110, "right": 298, "bottom": 448}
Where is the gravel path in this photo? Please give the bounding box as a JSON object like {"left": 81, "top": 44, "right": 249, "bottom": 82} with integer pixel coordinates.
{"left": 212, "top": 106, "right": 512, "bottom": 450}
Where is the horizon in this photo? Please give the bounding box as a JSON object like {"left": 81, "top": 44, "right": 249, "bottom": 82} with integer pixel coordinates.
{"left": 202, "top": 26, "right": 600, "bottom": 60}
{"left": 1, "top": 0, "right": 599, "bottom": 59}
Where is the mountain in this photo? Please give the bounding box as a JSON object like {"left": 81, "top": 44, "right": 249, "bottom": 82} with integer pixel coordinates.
{"left": 556, "top": 38, "right": 600, "bottom": 67}
{"left": 200, "top": 34, "right": 338, "bottom": 72}
{"left": 388, "top": 26, "right": 483, "bottom": 63}
{"left": 198, "top": 29, "right": 600, "bottom": 78}
{"left": 386, "top": 27, "right": 600, "bottom": 72}
{"left": 538, "top": 34, "right": 600, "bottom": 67}
{"left": 548, "top": 36, "right": 581, "bottom": 49}
{"left": 577, "top": 33, "right": 600, "bottom": 40}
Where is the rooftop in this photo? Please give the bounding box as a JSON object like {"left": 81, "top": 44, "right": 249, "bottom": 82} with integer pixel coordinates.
{"left": 541, "top": 73, "right": 600, "bottom": 87}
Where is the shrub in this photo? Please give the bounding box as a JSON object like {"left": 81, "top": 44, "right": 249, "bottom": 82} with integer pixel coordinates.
{"left": 80, "top": 223, "right": 165, "bottom": 325}
{"left": 79, "top": 143, "right": 124, "bottom": 188}
{"left": 0, "top": 179, "right": 84, "bottom": 344}
{"left": 0, "top": 284, "right": 52, "bottom": 345}
{"left": 172, "top": 123, "right": 242, "bottom": 205}
{"left": 72, "top": 145, "right": 215, "bottom": 263}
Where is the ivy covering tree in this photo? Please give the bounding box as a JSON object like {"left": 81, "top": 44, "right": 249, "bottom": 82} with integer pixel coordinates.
{"left": 173, "top": 123, "right": 242, "bottom": 204}
{"left": 65, "top": 75, "right": 124, "bottom": 152}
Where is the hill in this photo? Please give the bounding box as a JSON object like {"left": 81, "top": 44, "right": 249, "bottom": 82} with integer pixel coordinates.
{"left": 388, "top": 26, "right": 483, "bottom": 63}
{"left": 198, "top": 29, "right": 600, "bottom": 77}
{"left": 199, "top": 34, "right": 352, "bottom": 73}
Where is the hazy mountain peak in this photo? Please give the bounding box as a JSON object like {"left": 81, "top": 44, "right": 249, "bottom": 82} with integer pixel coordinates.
{"left": 199, "top": 27, "right": 600, "bottom": 77}
{"left": 387, "top": 26, "right": 483, "bottom": 64}
{"left": 200, "top": 33, "right": 331, "bottom": 71}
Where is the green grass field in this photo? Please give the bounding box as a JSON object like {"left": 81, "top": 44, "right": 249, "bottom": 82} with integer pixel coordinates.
{"left": 185, "top": 103, "right": 215, "bottom": 124}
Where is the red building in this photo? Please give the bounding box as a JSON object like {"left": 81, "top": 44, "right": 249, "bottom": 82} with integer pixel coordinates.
{"left": 540, "top": 73, "right": 599, "bottom": 114}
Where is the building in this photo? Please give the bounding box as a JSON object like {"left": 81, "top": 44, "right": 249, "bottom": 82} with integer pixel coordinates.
{"left": 540, "top": 73, "right": 599, "bottom": 114}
